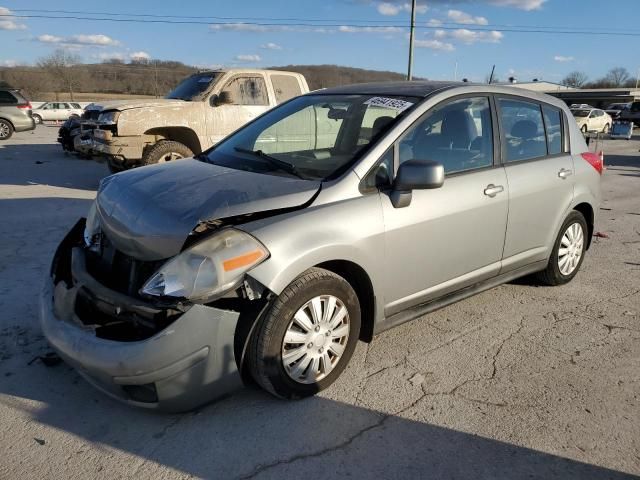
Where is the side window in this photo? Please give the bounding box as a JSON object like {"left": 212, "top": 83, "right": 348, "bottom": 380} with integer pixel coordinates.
{"left": 71, "top": 103, "right": 81, "bottom": 109}
{"left": 42, "top": 103, "right": 52, "bottom": 110}
{"left": 62, "top": 103, "right": 71, "bottom": 109}
{"left": 498, "top": 98, "right": 547, "bottom": 162}
{"left": 224, "top": 76, "right": 269, "bottom": 106}
{"left": 542, "top": 105, "right": 562, "bottom": 155}
{"left": 362, "top": 148, "right": 394, "bottom": 191}
{"left": 399, "top": 96, "right": 493, "bottom": 174}
{"left": 358, "top": 106, "right": 398, "bottom": 145}
{"left": 0, "top": 91, "right": 18, "bottom": 104}
{"left": 271, "top": 74, "right": 302, "bottom": 104}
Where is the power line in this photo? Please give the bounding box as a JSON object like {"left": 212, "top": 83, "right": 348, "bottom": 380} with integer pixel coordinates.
{"left": 10, "top": 8, "right": 640, "bottom": 33}
{"left": 4, "top": 13, "right": 640, "bottom": 36}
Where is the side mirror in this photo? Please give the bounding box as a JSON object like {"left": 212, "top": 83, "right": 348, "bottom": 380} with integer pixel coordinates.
{"left": 390, "top": 160, "right": 444, "bottom": 208}
{"left": 212, "top": 90, "right": 234, "bottom": 106}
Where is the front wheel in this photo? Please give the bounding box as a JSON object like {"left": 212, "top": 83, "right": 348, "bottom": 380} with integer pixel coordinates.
{"left": 581, "top": 124, "right": 588, "bottom": 134}
{"left": 249, "top": 268, "right": 361, "bottom": 399}
{"left": 535, "top": 211, "right": 588, "bottom": 286}
{"left": 32, "top": 114, "right": 42, "bottom": 125}
{"left": 141, "top": 140, "right": 193, "bottom": 166}
{"left": 602, "top": 123, "right": 610, "bottom": 133}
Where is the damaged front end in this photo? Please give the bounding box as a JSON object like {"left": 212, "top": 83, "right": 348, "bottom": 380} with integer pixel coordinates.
{"left": 40, "top": 218, "right": 268, "bottom": 411}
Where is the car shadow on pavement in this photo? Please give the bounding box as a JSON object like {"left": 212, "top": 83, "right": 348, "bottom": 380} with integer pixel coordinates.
{"left": 0, "top": 358, "right": 637, "bottom": 479}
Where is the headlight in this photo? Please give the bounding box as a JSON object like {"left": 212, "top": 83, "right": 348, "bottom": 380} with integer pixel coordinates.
{"left": 97, "top": 110, "right": 119, "bottom": 125}
{"left": 141, "top": 229, "right": 269, "bottom": 303}
{"left": 84, "top": 201, "right": 100, "bottom": 247}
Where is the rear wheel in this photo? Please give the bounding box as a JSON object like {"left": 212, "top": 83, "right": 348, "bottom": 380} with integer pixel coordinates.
{"left": 32, "top": 114, "right": 42, "bottom": 125}
{"left": 602, "top": 123, "right": 610, "bottom": 133}
{"left": 0, "top": 119, "right": 13, "bottom": 140}
{"left": 249, "top": 268, "right": 361, "bottom": 399}
{"left": 535, "top": 210, "right": 588, "bottom": 286}
{"left": 141, "top": 140, "right": 193, "bottom": 166}
{"left": 581, "top": 124, "right": 588, "bottom": 134}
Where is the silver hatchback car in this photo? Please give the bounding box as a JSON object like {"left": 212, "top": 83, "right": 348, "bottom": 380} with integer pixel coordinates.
{"left": 41, "top": 82, "right": 602, "bottom": 411}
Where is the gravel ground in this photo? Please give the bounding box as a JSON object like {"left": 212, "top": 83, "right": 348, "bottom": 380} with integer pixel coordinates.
{"left": 0, "top": 125, "right": 639, "bottom": 479}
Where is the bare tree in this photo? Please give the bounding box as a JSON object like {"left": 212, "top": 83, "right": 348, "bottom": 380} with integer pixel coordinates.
{"left": 561, "top": 71, "right": 588, "bottom": 88}
{"left": 604, "top": 67, "right": 630, "bottom": 87}
{"left": 38, "top": 49, "right": 82, "bottom": 101}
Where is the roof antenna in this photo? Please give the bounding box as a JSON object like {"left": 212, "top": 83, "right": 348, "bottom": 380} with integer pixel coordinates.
{"left": 488, "top": 65, "right": 495, "bottom": 84}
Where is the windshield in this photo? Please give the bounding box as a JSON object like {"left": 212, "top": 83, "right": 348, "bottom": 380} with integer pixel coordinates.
{"left": 572, "top": 110, "right": 590, "bottom": 117}
{"left": 201, "top": 94, "right": 419, "bottom": 180}
{"left": 166, "top": 72, "right": 222, "bottom": 101}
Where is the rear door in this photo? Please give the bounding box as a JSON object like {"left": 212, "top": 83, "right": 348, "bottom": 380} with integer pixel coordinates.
{"left": 380, "top": 95, "right": 508, "bottom": 315}
{"left": 497, "top": 97, "right": 574, "bottom": 272}
{"left": 269, "top": 73, "right": 303, "bottom": 105}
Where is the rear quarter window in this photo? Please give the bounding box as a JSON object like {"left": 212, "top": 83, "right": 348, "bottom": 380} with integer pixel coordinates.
{"left": 271, "top": 74, "right": 302, "bottom": 104}
{"left": 542, "top": 105, "right": 562, "bottom": 155}
{"left": 0, "top": 91, "right": 18, "bottom": 104}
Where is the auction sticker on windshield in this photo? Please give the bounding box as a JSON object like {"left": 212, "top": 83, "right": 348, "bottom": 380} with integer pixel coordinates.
{"left": 364, "top": 97, "right": 414, "bottom": 113}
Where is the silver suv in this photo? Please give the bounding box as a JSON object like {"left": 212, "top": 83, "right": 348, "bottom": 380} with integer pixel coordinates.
{"left": 0, "top": 89, "right": 35, "bottom": 140}
{"left": 41, "top": 82, "right": 601, "bottom": 411}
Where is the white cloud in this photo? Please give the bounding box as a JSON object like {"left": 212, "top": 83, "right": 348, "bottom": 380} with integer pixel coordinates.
{"left": 554, "top": 55, "right": 574, "bottom": 62}
{"left": 235, "top": 54, "right": 261, "bottom": 62}
{"left": 338, "top": 25, "right": 403, "bottom": 34}
{"left": 427, "top": 18, "right": 443, "bottom": 27}
{"left": 0, "top": 7, "right": 27, "bottom": 30}
{"left": 377, "top": 2, "right": 428, "bottom": 16}
{"left": 130, "top": 51, "right": 151, "bottom": 61}
{"left": 260, "top": 42, "right": 282, "bottom": 50}
{"left": 35, "top": 33, "right": 120, "bottom": 47}
{"left": 415, "top": 39, "right": 455, "bottom": 51}
{"left": 434, "top": 28, "right": 503, "bottom": 44}
{"left": 488, "top": 0, "right": 546, "bottom": 10}
{"left": 211, "top": 23, "right": 330, "bottom": 34}
{"left": 447, "top": 9, "right": 489, "bottom": 25}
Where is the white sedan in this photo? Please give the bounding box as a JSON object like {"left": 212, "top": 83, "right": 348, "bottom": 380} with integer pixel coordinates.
{"left": 32, "top": 102, "right": 85, "bottom": 124}
{"left": 571, "top": 108, "right": 612, "bottom": 134}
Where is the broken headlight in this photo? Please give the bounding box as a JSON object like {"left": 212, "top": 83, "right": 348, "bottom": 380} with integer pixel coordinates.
{"left": 83, "top": 201, "right": 100, "bottom": 248}
{"left": 97, "top": 110, "right": 119, "bottom": 125}
{"left": 140, "top": 229, "right": 269, "bottom": 303}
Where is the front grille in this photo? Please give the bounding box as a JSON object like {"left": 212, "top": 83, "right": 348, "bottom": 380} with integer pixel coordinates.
{"left": 85, "top": 234, "right": 164, "bottom": 298}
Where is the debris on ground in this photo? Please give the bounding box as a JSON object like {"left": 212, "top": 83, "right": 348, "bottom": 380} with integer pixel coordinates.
{"left": 409, "top": 373, "right": 425, "bottom": 386}
{"left": 33, "top": 438, "right": 46, "bottom": 446}
{"left": 594, "top": 231, "right": 610, "bottom": 238}
{"left": 28, "top": 352, "right": 62, "bottom": 367}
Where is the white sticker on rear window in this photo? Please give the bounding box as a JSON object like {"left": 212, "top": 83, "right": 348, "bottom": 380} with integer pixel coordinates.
{"left": 198, "top": 77, "right": 213, "bottom": 83}
{"left": 364, "top": 97, "right": 414, "bottom": 113}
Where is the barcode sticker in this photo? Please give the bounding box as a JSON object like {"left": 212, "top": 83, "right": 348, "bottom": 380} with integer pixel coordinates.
{"left": 364, "top": 97, "right": 414, "bottom": 113}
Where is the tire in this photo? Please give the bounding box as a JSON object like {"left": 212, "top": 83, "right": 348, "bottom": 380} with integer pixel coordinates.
{"left": 581, "top": 124, "right": 588, "bottom": 134}
{"left": 249, "top": 267, "right": 361, "bottom": 399}
{"left": 602, "top": 123, "right": 610, "bottom": 134}
{"left": 107, "top": 159, "right": 125, "bottom": 174}
{"left": 32, "top": 114, "right": 42, "bottom": 125}
{"left": 535, "top": 210, "right": 588, "bottom": 286}
{"left": 141, "top": 140, "right": 193, "bottom": 166}
{"left": 0, "top": 119, "right": 13, "bottom": 140}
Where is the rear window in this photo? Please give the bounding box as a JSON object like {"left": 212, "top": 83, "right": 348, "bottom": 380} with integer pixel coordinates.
{"left": 631, "top": 102, "right": 640, "bottom": 112}
{"left": 0, "top": 90, "right": 18, "bottom": 104}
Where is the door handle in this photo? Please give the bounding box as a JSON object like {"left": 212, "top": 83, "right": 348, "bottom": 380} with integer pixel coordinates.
{"left": 483, "top": 184, "right": 504, "bottom": 197}
{"left": 558, "top": 168, "right": 573, "bottom": 179}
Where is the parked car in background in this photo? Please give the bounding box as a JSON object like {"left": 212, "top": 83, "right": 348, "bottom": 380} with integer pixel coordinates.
{"left": 32, "top": 102, "right": 85, "bottom": 124}
{"left": 620, "top": 101, "right": 640, "bottom": 126}
{"left": 569, "top": 103, "right": 592, "bottom": 109}
{"left": 86, "top": 69, "right": 309, "bottom": 172}
{"left": 0, "top": 88, "right": 35, "bottom": 140}
{"left": 571, "top": 107, "right": 612, "bottom": 133}
{"left": 42, "top": 82, "right": 601, "bottom": 411}
{"left": 57, "top": 103, "right": 103, "bottom": 157}
{"left": 604, "top": 102, "right": 631, "bottom": 120}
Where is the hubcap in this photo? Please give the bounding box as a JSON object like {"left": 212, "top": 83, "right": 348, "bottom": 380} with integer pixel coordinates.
{"left": 0, "top": 123, "right": 9, "bottom": 138}
{"left": 282, "top": 295, "right": 350, "bottom": 384}
{"left": 558, "top": 222, "right": 584, "bottom": 276}
{"left": 158, "top": 152, "right": 184, "bottom": 163}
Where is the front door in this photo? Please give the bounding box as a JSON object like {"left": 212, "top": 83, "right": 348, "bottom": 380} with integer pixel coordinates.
{"left": 381, "top": 96, "right": 508, "bottom": 316}
{"left": 206, "top": 75, "right": 272, "bottom": 145}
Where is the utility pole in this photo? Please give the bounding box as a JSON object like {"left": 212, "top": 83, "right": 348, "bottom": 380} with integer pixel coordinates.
{"left": 636, "top": 67, "right": 639, "bottom": 89}
{"left": 154, "top": 60, "right": 159, "bottom": 98}
{"left": 407, "top": 0, "right": 417, "bottom": 81}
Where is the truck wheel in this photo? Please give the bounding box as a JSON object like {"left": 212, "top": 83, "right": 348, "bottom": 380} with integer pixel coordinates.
{"left": 141, "top": 140, "right": 193, "bottom": 166}
{"left": 0, "top": 119, "right": 13, "bottom": 140}
{"left": 249, "top": 267, "right": 361, "bottom": 399}
{"left": 107, "top": 161, "right": 125, "bottom": 174}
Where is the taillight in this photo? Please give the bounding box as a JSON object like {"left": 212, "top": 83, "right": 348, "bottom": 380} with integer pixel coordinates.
{"left": 17, "top": 103, "right": 32, "bottom": 109}
{"left": 581, "top": 152, "right": 604, "bottom": 175}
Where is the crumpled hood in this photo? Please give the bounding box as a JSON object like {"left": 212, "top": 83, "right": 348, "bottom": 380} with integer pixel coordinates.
{"left": 96, "top": 98, "right": 189, "bottom": 112}
{"left": 96, "top": 160, "right": 320, "bottom": 261}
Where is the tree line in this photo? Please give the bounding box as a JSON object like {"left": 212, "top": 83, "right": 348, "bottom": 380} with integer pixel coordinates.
{"left": 561, "top": 67, "right": 638, "bottom": 89}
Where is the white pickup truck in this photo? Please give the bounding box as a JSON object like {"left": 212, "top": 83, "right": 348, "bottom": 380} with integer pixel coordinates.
{"left": 88, "top": 69, "right": 309, "bottom": 172}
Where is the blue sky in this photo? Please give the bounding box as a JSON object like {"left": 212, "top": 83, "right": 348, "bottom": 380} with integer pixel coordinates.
{"left": 1, "top": 0, "right": 639, "bottom": 83}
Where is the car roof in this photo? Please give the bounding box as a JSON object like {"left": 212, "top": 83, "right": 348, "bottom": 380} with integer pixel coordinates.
{"left": 314, "top": 81, "right": 465, "bottom": 97}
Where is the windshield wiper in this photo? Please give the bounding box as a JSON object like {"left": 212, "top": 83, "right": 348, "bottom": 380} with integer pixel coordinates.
{"left": 234, "top": 147, "right": 305, "bottom": 179}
